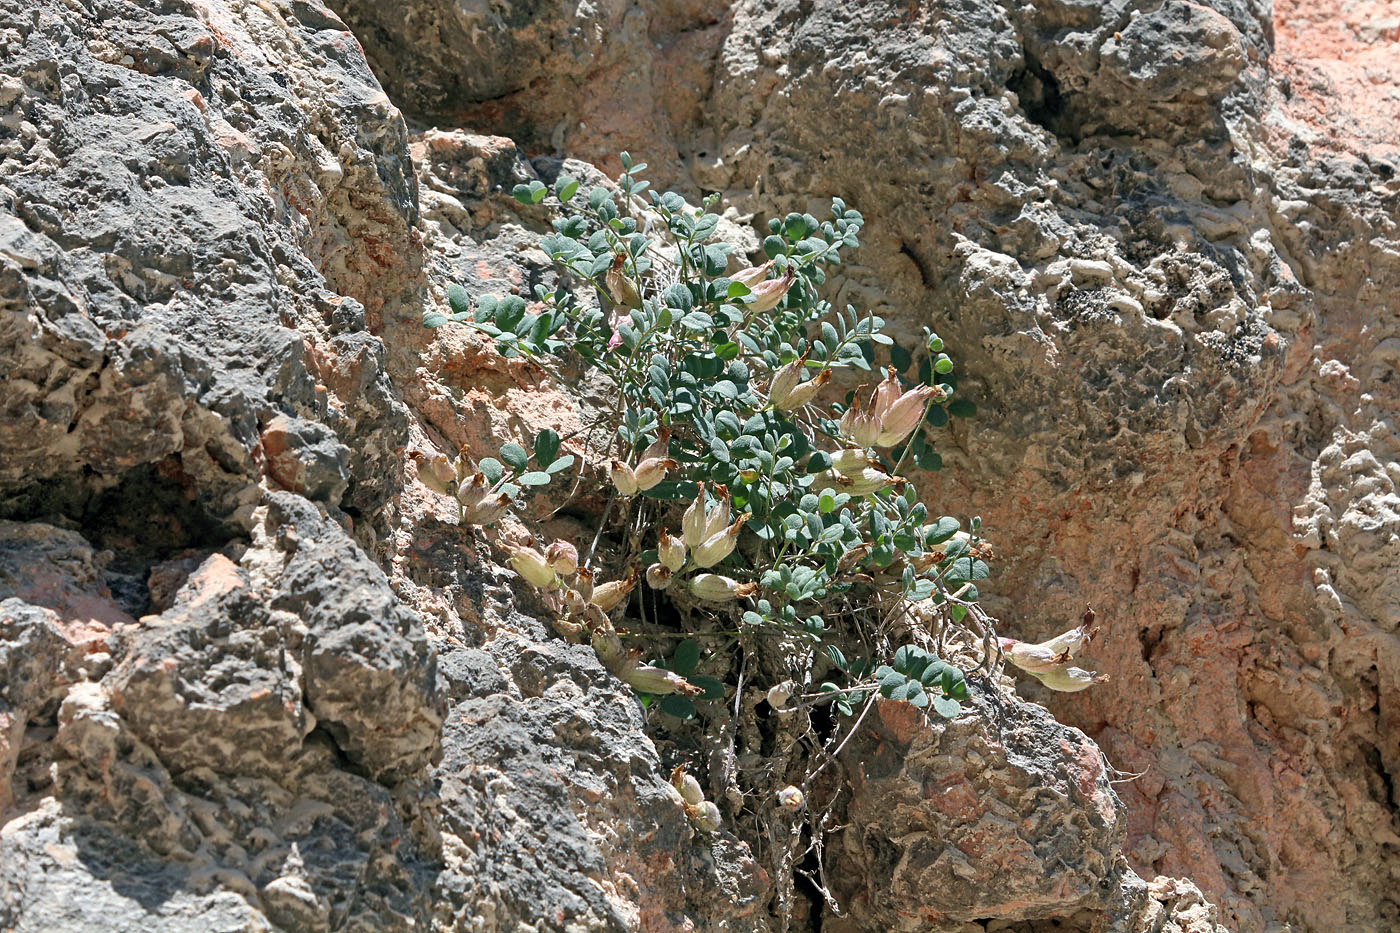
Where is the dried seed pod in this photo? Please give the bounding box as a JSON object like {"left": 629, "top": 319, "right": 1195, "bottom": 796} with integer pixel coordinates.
{"left": 546, "top": 540, "right": 579, "bottom": 575}
{"left": 591, "top": 568, "right": 638, "bottom": 611}
{"left": 461, "top": 492, "right": 512, "bottom": 525}
{"left": 820, "top": 466, "right": 896, "bottom": 497}
{"left": 633, "top": 456, "right": 678, "bottom": 491}
{"left": 605, "top": 252, "right": 642, "bottom": 309}
{"left": 574, "top": 566, "right": 595, "bottom": 602}
{"left": 682, "top": 482, "right": 709, "bottom": 547}
{"left": 776, "top": 786, "right": 804, "bottom": 810}
{"left": 608, "top": 459, "right": 639, "bottom": 497}
{"left": 626, "top": 665, "right": 703, "bottom": 696}
{"left": 658, "top": 531, "right": 687, "bottom": 572}
{"left": 729, "top": 259, "right": 775, "bottom": 289}
{"left": 645, "top": 562, "right": 672, "bottom": 590}
{"left": 703, "top": 485, "right": 732, "bottom": 539}
{"left": 767, "top": 354, "right": 806, "bottom": 409}
{"left": 688, "top": 800, "right": 723, "bottom": 833}
{"left": 774, "top": 368, "right": 830, "bottom": 410}
{"left": 1028, "top": 665, "right": 1109, "bottom": 693}
{"left": 745, "top": 267, "right": 796, "bottom": 313}
{"left": 839, "top": 392, "right": 882, "bottom": 447}
{"left": 508, "top": 546, "right": 559, "bottom": 589}
{"left": 765, "top": 681, "right": 794, "bottom": 709}
{"left": 671, "top": 766, "right": 705, "bottom": 806}
{"left": 691, "top": 515, "right": 748, "bottom": 568}
{"left": 875, "top": 384, "right": 938, "bottom": 447}
{"left": 688, "top": 573, "right": 758, "bottom": 602}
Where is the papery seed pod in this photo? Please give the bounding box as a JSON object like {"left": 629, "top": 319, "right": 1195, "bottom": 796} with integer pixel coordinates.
{"left": 692, "top": 516, "right": 748, "bottom": 568}
{"left": 455, "top": 472, "right": 490, "bottom": 508}
{"left": 745, "top": 268, "right": 796, "bottom": 313}
{"left": 875, "top": 384, "right": 938, "bottom": 447}
{"left": 836, "top": 543, "right": 871, "bottom": 572}
{"left": 671, "top": 766, "right": 705, "bottom": 806}
{"left": 641, "top": 428, "right": 671, "bottom": 463}
{"left": 591, "top": 568, "right": 638, "bottom": 612}
{"left": 828, "top": 448, "right": 875, "bottom": 477}
{"left": 774, "top": 368, "right": 831, "bottom": 411}
{"left": 703, "top": 485, "right": 732, "bottom": 539}
{"left": 871, "top": 367, "right": 902, "bottom": 420}
{"left": 563, "top": 588, "right": 587, "bottom": 615}
{"left": 767, "top": 354, "right": 807, "bottom": 410}
{"left": 552, "top": 614, "right": 583, "bottom": 641}
{"left": 1028, "top": 665, "right": 1109, "bottom": 693}
{"left": 658, "top": 531, "right": 687, "bottom": 572}
{"left": 765, "top": 681, "right": 793, "bottom": 709}
{"left": 452, "top": 451, "right": 476, "bottom": 481}
{"left": 729, "top": 259, "right": 775, "bottom": 289}
{"left": 689, "top": 573, "right": 758, "bottom": 602}
{"left": 608, "top": 459, "right": 639, "bottom": 497}
{"left": 415, "top": 451, "right": 457, "bottom": 496}
{"left": 776, "top": 786, "right": 804, "bottom": 810}
{"left": 634, "top": 456, "right": 678, "bottom": 491}
{"left": 509, "top": 546, "right": 559, "bottom": 589}
{"left": 546, "top": 540, "right": 579, "bottom": 575}
{"left": 820, "top": 466, "right": 895, "bottom": 497}
{"left": 626, "top": 665, "right": 703, "bottom": 696}
{"left": 591, "top": 625, "right": 627, "bottom": 672}
{"left": 840, "top": 393, "right": 883, "bottom": 447}
{"left": 688, "top": 800, "right": 723, "bottom": 833}
{"left": 1000, "top": 609, "right": 1101, "bottom": 674}
{"left": 605, "top": 252, "right": 643, "bottom": 310}
{"left": 645, "top": 562, "right": 672, "bottom": 590}
{"left": 461, "top": 492, "right": 512, "bottom": 525}
{"left": 574, "top": 567, "right": 595, "bottom": 602}
{"left": 682, "top": 482, "right": 709, "bottom": 547}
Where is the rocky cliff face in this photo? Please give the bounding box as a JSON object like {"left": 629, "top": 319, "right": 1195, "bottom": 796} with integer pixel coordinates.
{"left": 1, "top": 0, "right": 1394, "bottom": 931}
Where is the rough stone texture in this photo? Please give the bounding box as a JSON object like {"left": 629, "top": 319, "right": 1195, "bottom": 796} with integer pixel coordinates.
{"left": 330, "top": 0, "right": 1400, "bottom": 929}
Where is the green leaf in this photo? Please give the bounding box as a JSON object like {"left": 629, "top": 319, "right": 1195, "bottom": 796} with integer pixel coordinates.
{"left": 681, "top": 311, "right": 714, "bottom": 331}
{"left": 422, "top": 311, "right": 449, "bottom": 328}
{"left": 499, "top": 442, "right": 528, "bottom": 471}
{"left": 546, "top": 454, "right": 575, "bottom": 474}
{"left": 948, "top": 398, "right": 977, "bottom": 418}
{"left": 932, "top": 696, "right": 961, "bottom": 719}
{"left": 889, "top": 343, "right": 912, "bottom": 372}
{"left": 518, "top": 471, "right": 551, "bottom": 486}
{"left": 926, "top": 516, "right": 960, "bottom": 545}
{"left": 672, "top": 639, "right": 701, "bottom": 676}
{"left": 530, "top": 180, "right": 548, "bottom": 204}
{"left": 478, "top": 458, "right": 504, "bottom": 484}
{"left": 825, "top": 644, "right": 848, "bottom": 671}
{"left": 511, "top": 183, "right": 534, "bottom": 205}
{"left": 660, "top": 695, "right": 696, "bottom": 719}
{"left": 497, "top": 295, "right": 527, "bottom": 333}
{"left": 728, "top": 281, "right": 753, "bottom": 298}
{"left": 762, "top": 235, "right": 785, "bottom": 259}
{"left": 690, "top": 675, "right": 726, "bottom": 701}
{"left": 641, "top": 480, "right": 699, "bottom": 500}
{"left": 664, "top": 283, "right": 693, "bottom": 312}
{"left": 554, "top": 174, "right": 579, "bottom": 202}
{"left": 534, "top": 429, "right": 560, "bottom": 466}
{"left": 447, "top": 284, "right": 471, "bottom": 316}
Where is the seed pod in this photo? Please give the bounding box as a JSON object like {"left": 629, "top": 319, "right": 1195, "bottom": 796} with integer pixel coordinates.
{"left": 455, "top": 472, "right": 490, "bottom": 509}
{"left": 574, "top": 566, "right": 595, "bottom": 602}
{"left": 626, "top": 665, "right": 703, "bottom": 696}
{"left": 871, "top": 367, "right": 902, "bottom": 419}
{"left": 836, "top": 542, "right": 871, "bottom": 572}
{"left": 591, "top": 568, "right": 638, "bottom": 612}
{"left": 605, "top": 252, "right": 643, "bottom": 310}
{"left": 634, "top": 456, "right": 678, "bottom": 492}
{"left": 876, "top": 384, "right": 938, "bottom": 447}
{"left": 682, "top": 482, "right": 709, "bottom": 547}
{"left": 608, "top": 459, "right": 639, "bottom": 497}
{"left": 671, "top": 766, "right": 705, "bottom": 806}
{"left": 591, "top": 624, "right": 627, "bottom": 672}
{"left": 658, "top": 531, "right": 687, "bottom": 572}
{"left": 820, "top": 466, "right": 896, "bottom": 497}
{"left": 645, "top": 562, "right": 672, "bottom": 590}
{"left": 546, "top": 540, "right": 579, "bottom": 575}
{"left": 1028, "top": 665, "right": 1109, "bottom": 693}
{"left": 509, "top": 546, "right": 559, "bottom": 589}
{"left": 776, "top": 786, "right": 804, "bottom": 810}
{"left": 688, "top": 800, "right": 723, "bottom": 833}
{"left": 692, "top": 516, "right": 748, "bottom": 569}
{"left": 745, "top": 268, "right": 796, "bottom": 313}
{"left": 641, "top": 428, "right": 671, "bottom": 463}
{"left": 461, "top": 492, "right": 512, "bottom": 525}
{"left": 1001, "top": 611, "right": 1101, "bottom": 674}
{"left": 767, "top": 354, "right": 807, "bottom": 410}
{"left": 774, "top": 368, "right": 831, "bottom": 411}
{"left": 689, "top": 573, "right": 758, "bottom": 602}
{"left": 703, "top": 485, "right": 732, "bottom": 539}
{"left": 828, "top": 448, "right": 876, "bottom": 477}
{"left": 729, "top": 259, "right": 774, "bottom": 289}
{"left": 840, "top": 393, "right": 882, "bottom": 447}
{"left": 563, "top": 588, "right": 586, "bottom": 615}
{"left": 765, "top": 681, "right": 793, "bottom": 709}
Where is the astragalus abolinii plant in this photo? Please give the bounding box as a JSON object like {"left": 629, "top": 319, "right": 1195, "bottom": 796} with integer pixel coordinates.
{"left": 423, "top": 152, "right": 1099, "bottom": 909}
